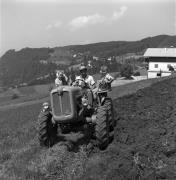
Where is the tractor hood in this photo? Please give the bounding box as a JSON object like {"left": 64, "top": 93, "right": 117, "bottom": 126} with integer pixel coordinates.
{"left": 50, "top": 86, "right": 82, "bottom": 123}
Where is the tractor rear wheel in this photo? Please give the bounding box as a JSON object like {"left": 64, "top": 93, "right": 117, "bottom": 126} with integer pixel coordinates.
{"left": 95, "top": 99, "right": 110, "bottom": 149}
{"left": 105, "top": 98, "right": 115, "bottom": 131}
{"left": 38, "top": 111, "right": 57, "bottom": 147}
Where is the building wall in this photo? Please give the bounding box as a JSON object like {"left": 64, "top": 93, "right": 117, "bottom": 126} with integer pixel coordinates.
{"left": 149, "top": 61, "right": 176, "bottom": 71}
{"left": 148, "top": 61, "right": 176, "bottom": 79}
{"left": 145, "top": 56, "right": 176, "bottom": 79}
{"left": 148, "top": 71, "right": 171, "bottom": 79}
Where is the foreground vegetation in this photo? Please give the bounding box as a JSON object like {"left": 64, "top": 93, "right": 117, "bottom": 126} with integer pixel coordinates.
{"left": 0, "top": 75, "right": 176, "bottom": 179}
{"left": 0, "top": 103, "right": 89, "bottom": 180}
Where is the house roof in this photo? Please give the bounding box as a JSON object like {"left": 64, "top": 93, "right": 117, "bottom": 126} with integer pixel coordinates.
{"left": 144, "top": 48, "right": 176, "bottom": 58}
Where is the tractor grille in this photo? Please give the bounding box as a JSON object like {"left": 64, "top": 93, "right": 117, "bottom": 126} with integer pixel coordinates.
{"left": 52, "top": 91, "right": 71, "bottom": 116}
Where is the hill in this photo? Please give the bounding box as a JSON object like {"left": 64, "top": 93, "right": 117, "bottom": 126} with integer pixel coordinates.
{"left": 0, "top": 34, "right": 175, "bottom": 87}
{"left": 0, "top": 75, "right": 176, "bottom": 179}
{"left": 64, "top": 34, "right": 176, "bottom": 56}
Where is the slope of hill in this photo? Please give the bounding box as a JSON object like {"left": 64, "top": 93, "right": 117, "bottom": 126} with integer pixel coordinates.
{"left": 0, "top": 48, "right": 57, "bottom": 87}
{"left": 47, "top": 47, "right": 73, "bottom": 65}
{"left": 80, "top": 76, "right": 176, "bottom": 180}
{"left": 0, "top": 34, "right": 175, "bottom": 87}
{"left": 64, "top": 34, "right": 176, "bottom": 56}
{"left": 0, "top": 75, "right": 176, "bottom": 179}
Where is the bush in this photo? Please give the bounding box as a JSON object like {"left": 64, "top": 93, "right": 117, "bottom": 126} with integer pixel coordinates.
{"left": 113, "top": 72, "right": 120, "bottom": 79}
{"left": 133, "top": 71, "right": 140, "bottom": 76}
{"left": 11, "top": 93, "right": 19, "bottom": 99}
{"left": 120, "top": 64, "right": 133, "bottom": 79}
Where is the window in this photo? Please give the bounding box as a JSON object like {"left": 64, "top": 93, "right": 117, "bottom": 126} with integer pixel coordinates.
{"left": 154, "top": 64, "right": 158, "bottom": 68}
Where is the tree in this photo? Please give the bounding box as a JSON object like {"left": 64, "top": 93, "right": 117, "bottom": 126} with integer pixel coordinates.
{"left": 120, "top": 64, "right": 133, "bottom": 79}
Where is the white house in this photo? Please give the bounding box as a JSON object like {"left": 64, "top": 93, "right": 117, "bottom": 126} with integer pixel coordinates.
{"left": 144, "top": 48, "right": 176, "bottom": 78}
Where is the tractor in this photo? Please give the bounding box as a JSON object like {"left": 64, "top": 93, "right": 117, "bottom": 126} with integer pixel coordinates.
{"left": 37, "top": 78, "right": 115, "bottom": 149}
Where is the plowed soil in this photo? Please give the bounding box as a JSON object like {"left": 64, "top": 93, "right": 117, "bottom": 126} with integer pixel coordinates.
{"left": 79, "top": 77, "right": 176, "bottom": 180}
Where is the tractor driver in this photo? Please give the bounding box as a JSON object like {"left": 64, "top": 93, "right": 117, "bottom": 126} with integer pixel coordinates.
{"left": 75, "top": 65, "right": 95, "bottom": 89}
{"left": 73, "top": 65, "right": 95, "bottom": 107}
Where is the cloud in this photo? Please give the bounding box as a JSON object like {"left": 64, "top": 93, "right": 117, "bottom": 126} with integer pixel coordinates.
{"left": 46, "top": 21, "right": 62, "bottom": 30}
{"left": 69, "top": 14, "right": 106, "bottom": 30}
{"left": 69, "top": 6, "right": 128, "bottom": 30}
{"left": 112, "top": 6, "right": 128, "bottom": 20}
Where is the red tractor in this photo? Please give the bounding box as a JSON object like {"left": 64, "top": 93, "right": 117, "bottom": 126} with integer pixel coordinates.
{"left": 37, "top": 79, "right": 115, "bottom": 149}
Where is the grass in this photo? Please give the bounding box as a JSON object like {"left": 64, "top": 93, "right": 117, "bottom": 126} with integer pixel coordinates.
{"left": 0, "top": 101, "right": 88, "bottom": 180}
{"left": 0, "top": 75, "right": 175, "bottom": 180}
{"left": 0, "top": 84, "right": 53, "bottom": 106}
{"left": 0, "top": 103, "right": 42, "bottom": 179}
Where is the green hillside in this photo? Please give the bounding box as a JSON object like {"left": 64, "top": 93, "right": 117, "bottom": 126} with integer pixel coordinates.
{"left": 0, "top": 34, "right": 175, "bottom": 88}
{"left": 64, "top": 34, "right": 176, "bottom": 56}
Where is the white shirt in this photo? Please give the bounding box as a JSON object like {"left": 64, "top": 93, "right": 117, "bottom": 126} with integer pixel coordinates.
{"left": 55, "top": 78, "right": 63, "bottom": 86}
{"left": 76, "top": 75, "right": 95, "bottom": 88}
{"left": 55, "top": 74, "right": 68, "bottom": 86}
{"left": 104, "top": 73, "right": 114, "bottom": 82}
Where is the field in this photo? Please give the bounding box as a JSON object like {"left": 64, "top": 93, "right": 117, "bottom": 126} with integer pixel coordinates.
{"left": 0, "top": 84, "right": 53, "bottom": 107}
{"left": 0, "top": 75, "right": 176, "bottom": 179}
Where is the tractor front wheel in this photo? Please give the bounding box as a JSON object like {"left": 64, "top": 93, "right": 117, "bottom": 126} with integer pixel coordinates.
{"left": 38, "top": 111, "right": 57, "bottom": 147}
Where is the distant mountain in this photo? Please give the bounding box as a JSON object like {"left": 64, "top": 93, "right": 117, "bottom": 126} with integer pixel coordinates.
{"left": 64, "top": 35, "right": 176, "bottom": 56}
{"left": 0, "top": 34, "right": 175, "bottom": 87}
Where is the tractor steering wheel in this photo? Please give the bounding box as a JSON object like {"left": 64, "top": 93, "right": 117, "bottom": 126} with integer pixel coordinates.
{"left": 74, "top": 79, "right": 89, "bottom": 89}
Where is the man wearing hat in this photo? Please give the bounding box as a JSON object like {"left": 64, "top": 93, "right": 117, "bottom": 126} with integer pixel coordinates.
{"left": 73, "top": 64, "right": 95, "bottom": 107}
{"left": 75, "top": 65, "right": 95, "bottom": 89}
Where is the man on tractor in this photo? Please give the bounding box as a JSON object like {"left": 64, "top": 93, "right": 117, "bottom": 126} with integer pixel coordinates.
{"left": 73, "top": 65, "right": 95, "bottom": 107}
{"left": 74, "top": 65, "right": 95, "bottom": 89}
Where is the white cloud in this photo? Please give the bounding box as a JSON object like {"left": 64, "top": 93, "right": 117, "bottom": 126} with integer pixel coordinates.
{"left": 112, "top": 6, "right": 128, "bottom": 20}
{"left": 69, "top": 14, "right": 106, "bottom": 30}
{"left": 46, "top": 21, "right": 62, "bottom": 30}
{"left": 69, "top": 6, "right": 128, "bottom": 30}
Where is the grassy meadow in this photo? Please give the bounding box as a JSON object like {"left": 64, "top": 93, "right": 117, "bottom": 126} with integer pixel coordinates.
{"left": 0, "top": 84, "right": 54, "bottom": 107}
{"left": 0, "top": 102, "right": 89, "bottom": 180}
{"left": 0, "top": 75, "right": 175, "bottom": 180}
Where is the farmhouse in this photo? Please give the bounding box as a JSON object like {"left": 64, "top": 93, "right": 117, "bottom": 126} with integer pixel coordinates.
{"left": 144, "top": 48, "right": 176, "bottom": 78}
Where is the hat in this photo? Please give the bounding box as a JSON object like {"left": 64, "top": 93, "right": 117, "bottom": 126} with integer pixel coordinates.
{"left": 79, "top": 65, "right": 87, "bottom": 71}
{"left": 100, "top": 66, "right": 108, "bottom": 73}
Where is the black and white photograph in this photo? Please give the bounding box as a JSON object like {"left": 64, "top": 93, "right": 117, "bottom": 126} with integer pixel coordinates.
{"left": 0, "top": 0, "right": 176, "bottom": 179}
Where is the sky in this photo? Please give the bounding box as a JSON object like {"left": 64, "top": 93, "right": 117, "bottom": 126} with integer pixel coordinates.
{"left": 0, "top": 0, "right": 175, "bottom": 56}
